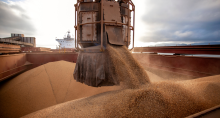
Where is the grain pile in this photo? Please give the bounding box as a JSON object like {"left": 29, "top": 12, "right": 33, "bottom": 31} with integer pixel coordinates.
{"left": 22, "top": 75, "right": 220, "bottom": 118}
{"left": 0, "top": 61, "right": 120, "bottom": 118}
{"left": 22, "top": 45, "right": 220, "bottom": 118}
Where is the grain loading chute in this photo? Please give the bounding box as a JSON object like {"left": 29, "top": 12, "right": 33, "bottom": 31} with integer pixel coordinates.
{"left": 73, "top": 0, "right": 135, "bottom": 87}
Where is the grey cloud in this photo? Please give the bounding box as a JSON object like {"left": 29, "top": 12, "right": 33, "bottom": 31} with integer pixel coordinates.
{"left": 0, "top": 1, "right": 36, "bottom": 37}
{"left": 21, "top": 14, "right": 30, "bottom": 19}
{"left": 153, "top": 42, "right": 220, "bottom": 47}
{"left": 10, "top": 4, "right": 26, "bottom": 12}
{"left": 140, "top": 0, "right": 220, "bottom": 44}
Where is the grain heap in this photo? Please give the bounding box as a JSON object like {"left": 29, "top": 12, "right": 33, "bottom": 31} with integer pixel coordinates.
{"left": 22, "top": 45, "right": 220, "bottom": 118}
{"left": 0, "top": 61, "right": 120, "bottom": 118}
{"left": 22, "top": 75, "right": 220, "bottom": 118}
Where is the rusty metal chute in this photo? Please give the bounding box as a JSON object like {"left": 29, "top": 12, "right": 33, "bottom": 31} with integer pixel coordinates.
{"left": 73, "top": 0, "right": 135, "bottom": 87}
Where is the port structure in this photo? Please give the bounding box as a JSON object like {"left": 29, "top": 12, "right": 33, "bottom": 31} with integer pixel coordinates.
{"left": 73, "top": 0, "right": 136, "bottom": 87}
{"left": 74, "top": 0, "right": 135, "bottom": 51}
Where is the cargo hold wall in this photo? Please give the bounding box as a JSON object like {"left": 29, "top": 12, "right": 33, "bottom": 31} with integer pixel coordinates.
{"left": 132, "top": 53, "right": 220, "bottom": 79}
{"left": 0, "top": 53, "right": 31, "bottom": 82}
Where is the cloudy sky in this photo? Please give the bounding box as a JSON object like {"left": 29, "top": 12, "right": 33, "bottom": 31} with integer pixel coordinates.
{"left": 0, "top": 0, "right": 220, "bottom": 48}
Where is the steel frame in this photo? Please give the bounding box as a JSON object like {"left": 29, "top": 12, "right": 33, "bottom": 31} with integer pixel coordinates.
{"left": 74, "top": 0, "right": 135, "bottom": 51}
{"left": 186, "top": 104, "right": 220, "bottom": 118}
{"left": 132, "top": 53, "right": 220, "bottom": 79}
{"left": 0, "top": 53, "right": 29, "bottom": 82}
{"left": 0, "top": 38, "right": 34, "bottom": 47}
{"left": 134, "top": 45, "right": 220, "bottom": 55}
{"left": 0, "top": 43, "right": 20, "bottom": 54}
{"left": 1, "top": 50, "right": 219, "bottom": 83}
{"left": 0, "top": 53, "right": 78, "bottom": 82}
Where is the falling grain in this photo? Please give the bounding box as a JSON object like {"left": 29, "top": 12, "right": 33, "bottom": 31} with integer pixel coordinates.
{"left": 106, "top": 44, "right": 150, "bottom": 88}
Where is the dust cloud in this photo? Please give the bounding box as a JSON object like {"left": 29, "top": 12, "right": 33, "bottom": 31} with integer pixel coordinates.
{"left": 21, "top": 45, "right": 220, "bottom": 118}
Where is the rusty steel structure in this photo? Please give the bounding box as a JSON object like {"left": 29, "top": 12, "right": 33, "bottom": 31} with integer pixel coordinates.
{"left": 1, "top": 47, "right": 220, "bottom": 83}
{"left": 0, "top": 43, "right": 21, "bottom": 54}
{"left": 132, "top": 53, "right": 220, "bottom": 79}
{"left": 21, "top": 47, "right": 51, "bottom": 52}
{"left": 74, "top": 0, "right": 135, "bottom": 50}
{"left": 134, "top": 45, "right": 220, "bottom": 55}
{"left": 73, "top": 0, "right": 135, "bottom": 87}
{"left": 0, "top": 33, "right": 36, "bottom": 47}
{"left": 0, "top": 53, "right": 78, "bottom": 82}
{"left": 133, "top": 45, "right": 220, "bottom": 80}
{"left": 0, "top": 54, "right": 30, "bottom": 82}
{"left": 0, "top": 33, "right": 37, "bottom": 54}
{"left": 0, "top": 1, "right": 220, "bottom": 116}
{"left": 186, "top": 104, "right": 220, "bottom": 118}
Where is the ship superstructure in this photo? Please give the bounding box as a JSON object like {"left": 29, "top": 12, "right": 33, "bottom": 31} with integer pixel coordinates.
{"left": 56, "top": 31, "right": 75, "bottom": 49}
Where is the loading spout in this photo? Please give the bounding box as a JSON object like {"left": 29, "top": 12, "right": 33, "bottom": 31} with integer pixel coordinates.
{"left": 74, "top": 0, "right": 135, "bottom": 87}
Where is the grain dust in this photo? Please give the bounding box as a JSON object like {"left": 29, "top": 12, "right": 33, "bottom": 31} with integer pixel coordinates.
{"left": 22, "top": 45, "right": 220, "bottom": 118}
{"left": 1, "top": 44, "right": 220, "bottom": 118}
{"left": 106, "top": 44, "right": 150, "bottom": 88}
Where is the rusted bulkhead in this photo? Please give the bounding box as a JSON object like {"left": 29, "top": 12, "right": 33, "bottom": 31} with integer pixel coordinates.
{"left": 74, "top": 0, "right": 135, "bottom": 87}
{"left": 77, "top": 0, "right": 131, "bottom": 48}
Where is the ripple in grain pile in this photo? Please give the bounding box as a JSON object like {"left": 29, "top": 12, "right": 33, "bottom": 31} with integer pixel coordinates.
{"left": 0, "top": 61, "right": 120, "bottom": 118}
{"left": 21, "top": 44, "right": 220, "bottom": 118}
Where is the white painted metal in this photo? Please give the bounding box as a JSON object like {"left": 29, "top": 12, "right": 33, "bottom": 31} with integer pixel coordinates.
{"left": 56, "top": 31, "right": 75, "bottom": 49}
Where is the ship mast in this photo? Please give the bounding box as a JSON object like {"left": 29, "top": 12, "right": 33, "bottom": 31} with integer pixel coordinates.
{"left": 67, "top": 31, "right": 71, "bottom": 39}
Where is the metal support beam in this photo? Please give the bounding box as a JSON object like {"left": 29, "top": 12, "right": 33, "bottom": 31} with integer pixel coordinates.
{"left": 100, "top": 0, "right": 104, "bottom": 51}
{"left": 133, "top": 45, "right": 220, "bottom": 55}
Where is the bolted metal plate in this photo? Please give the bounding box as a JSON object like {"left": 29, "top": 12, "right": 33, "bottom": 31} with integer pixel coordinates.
{"left": 83, "top": 0, "right": 93, "bottom": 2}
{"left": 79, "top": 2, "right": 100, "bottom": 12}
{"left": 81, "top": 12, "right": 97, "bottom": 42}
{"left": 121, "top": 3, "right": 129, "bottom": 8}
{"left": 103, "top": 1, "right": 121, "bottom": 23}
{"left": 120, "top": 6, "right": 129, "bottom": 16}
{"left": 106, "top": 26, "right": 125, "bottom": 45}
{"left": 122, "top": 16, "right": 128, "bottom": 43}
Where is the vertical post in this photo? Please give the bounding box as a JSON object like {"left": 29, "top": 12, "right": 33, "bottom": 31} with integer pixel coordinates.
{"left": 75, "top": 4, "right": 77, "bottom": 49}
{"left": 92, "top": 12, "right": 94, "bottom": 42}
{"left": 101, "top": 0, "right": 103, "bottom": 51}
{"left": 77, "top": 2, "right": 79, "bottom": 49}
{"left": 132, "top": 5, "right": 135, "bottom": 50}
{"left": 127, "top": 3, "right": 130, "bottom": 48}
{"left": 127, "top": 3, "right": 131, "bottom": 48}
